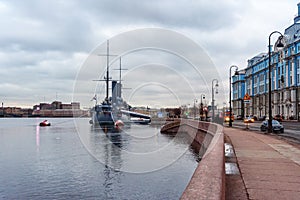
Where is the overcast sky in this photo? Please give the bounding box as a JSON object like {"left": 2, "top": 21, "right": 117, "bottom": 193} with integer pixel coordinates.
{"left": 0, "top": 0, "right": 299, "bottom": 109}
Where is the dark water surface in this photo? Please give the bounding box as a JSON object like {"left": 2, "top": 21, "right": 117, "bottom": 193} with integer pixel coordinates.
{"left": 0, "top": 118, "right": 199, "bottom": 199}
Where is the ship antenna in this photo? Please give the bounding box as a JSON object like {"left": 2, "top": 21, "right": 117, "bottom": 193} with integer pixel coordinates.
{"left": 116, "top": 57, "right": 128, "bottom": 85}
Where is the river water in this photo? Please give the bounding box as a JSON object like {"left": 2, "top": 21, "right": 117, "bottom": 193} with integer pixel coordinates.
{"left": 0, "top": 118, "right": 199, "bottom": 199}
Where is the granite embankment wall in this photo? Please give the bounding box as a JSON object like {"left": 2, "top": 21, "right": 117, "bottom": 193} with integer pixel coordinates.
{"left": 161, "top": 119, "right": 225, "bottom": 200}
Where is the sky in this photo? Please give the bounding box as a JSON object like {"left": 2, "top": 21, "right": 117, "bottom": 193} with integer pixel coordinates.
{"left": 0, "top": 0, "right": 299, "bottom": 109}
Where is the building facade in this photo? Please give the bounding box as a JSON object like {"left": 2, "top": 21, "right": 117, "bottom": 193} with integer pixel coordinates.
{"left": 232, "top": 3, "right": 300, "bottom": 120}
{"left": 32, "top": 101, "right": 87, "bottom": 117}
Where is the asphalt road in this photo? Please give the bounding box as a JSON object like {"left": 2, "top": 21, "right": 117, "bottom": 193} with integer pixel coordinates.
{"left": 226, "top": 120, "right": 300, "bottom": 143}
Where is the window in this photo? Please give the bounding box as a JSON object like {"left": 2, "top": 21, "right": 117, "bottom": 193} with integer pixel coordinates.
{"left": 233, "top": 84, "right": 238, "bottom": 90}
{"left": 259, "top": 74, "right": 264, "bottom": 82}
{"left": 259, "top": 85, "right": 264, "bottom": 93}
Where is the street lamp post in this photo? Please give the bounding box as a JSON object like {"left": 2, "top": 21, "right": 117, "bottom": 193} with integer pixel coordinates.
{"left": 193, "top": 99, "right": 198, "bottom": 119}
{"left": 259, "top": 103, "right": 263, "bottom": 118}
{"left": 212, "top": 79, "right": 219, "bottom": 122}
{"left": 200, "top": 94, "right": 205, "bottom": 120}
{"left": 229, "top": 65, "right": 239, "bottom": 127}
{"left": 268, "top": 31, "right": 284, "bottom": 133}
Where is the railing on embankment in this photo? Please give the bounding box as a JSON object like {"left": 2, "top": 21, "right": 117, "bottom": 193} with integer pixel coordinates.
{"left": 161, "top": 119, "right": 225, "bottom": 200}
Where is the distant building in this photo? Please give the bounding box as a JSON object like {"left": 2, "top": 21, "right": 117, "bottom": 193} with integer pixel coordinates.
{"left": 32, "top": 101, "right": 88, "bottom": 117}
{"left": 1, "top": 107, "right": 33, "bottom": 117}
{"left": 0, "top": 101, "right": 87, "bottom": 118}
{"left": 164, "top": 108, "right": 181, "bottom": 118}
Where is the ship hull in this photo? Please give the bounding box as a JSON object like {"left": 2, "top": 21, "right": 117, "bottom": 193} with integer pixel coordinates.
{"left": 91, "top": 104, "right": 119, "bottom": 133}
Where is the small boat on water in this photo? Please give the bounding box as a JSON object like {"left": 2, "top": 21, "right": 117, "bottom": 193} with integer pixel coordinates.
{"left": 114, "top": 120, "right": 125, "bottom": 131}
{"left": 39, "top": 120, "right": 51, "bottom": 126}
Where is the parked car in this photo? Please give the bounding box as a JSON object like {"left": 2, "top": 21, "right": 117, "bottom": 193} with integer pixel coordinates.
{"left": 260, "top": 120, "right": 284, "bottom": 133}
{"left": 244, "top": 116, "right": 255, "bottom": 123}
{"left": 273, "top": 114, "right": 283, "bottom": 122}
{"left": 245, "top": 115, "right": 257, "bottom": 120}
{"left": 250, "top": 115, "right": 258, "bottom": 121}
{"left": 236, "top": 115, "right": 243, "bottom": 120}
{"left": 223, "top": 111, "right": 234, "bottom": 122}
{"left": 258, "top": 115, "right": 266, "bottom": 121}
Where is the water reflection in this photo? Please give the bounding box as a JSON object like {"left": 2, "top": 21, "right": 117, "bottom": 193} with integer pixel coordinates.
{"left": 77, "top": 120, "right": 201, "bottom": 173}
{"left": 103, "top": 134, "right": 123, "bottom": 199}
{"left": 161, "top": 131, "right": 204, "bottom": 162}
{"left": 35, "top": 125, "right": 40, "bottom": 151}
{"left": 86, "top": 125, "right": 126, "bottom": 198}
{"left": 103, "top": 133, "right": 123, "bottom": 171}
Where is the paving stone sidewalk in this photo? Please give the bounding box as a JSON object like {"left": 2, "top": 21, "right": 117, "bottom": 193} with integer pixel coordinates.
{"left": 224, "top": 127, "right": 300, "bottom": 200}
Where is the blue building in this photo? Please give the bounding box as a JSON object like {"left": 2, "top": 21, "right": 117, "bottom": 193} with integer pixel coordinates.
{"left": 232, "top": 3, "right": 300, "bottom": 120}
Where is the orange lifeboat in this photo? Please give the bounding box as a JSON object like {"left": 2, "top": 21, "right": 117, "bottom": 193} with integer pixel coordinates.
{"left": 39, "top": 120, "right": 51, "bottom": 126}
{"left": 114, "top": 120, "right": 124, "bottom": 131}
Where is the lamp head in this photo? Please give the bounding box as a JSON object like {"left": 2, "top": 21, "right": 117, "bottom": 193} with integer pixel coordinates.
{"left": 234, "top": 70, "right": 239, "bottom": 76}
{"left": 276, "top": 36, "right": 285, "bottom": 49}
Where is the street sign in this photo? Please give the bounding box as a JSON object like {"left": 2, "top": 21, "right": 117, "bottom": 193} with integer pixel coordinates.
{"left": 243, "top": 93, "right": 251, "bottom": 100}
{"left": 244, "top": 100, "right": 250, "bottom": 104}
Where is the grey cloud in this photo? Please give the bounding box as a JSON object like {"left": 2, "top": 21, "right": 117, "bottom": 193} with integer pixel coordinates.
{"left": 83, "top": 0, "right": 243, "bottom": 30}
{"left": 0, "top": 0, "right": 95, "bottom": 53}
{"left": 72, "top": 28, "right": 222, "bottom": 108}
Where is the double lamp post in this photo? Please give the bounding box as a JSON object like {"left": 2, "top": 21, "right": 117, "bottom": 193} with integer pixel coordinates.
{"left": 212, "top": 79, "right": 219, "bottom": 122}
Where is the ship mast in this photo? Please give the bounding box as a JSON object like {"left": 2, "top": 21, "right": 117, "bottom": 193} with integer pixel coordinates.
{"left": 105, "top": 40, "right": 109, "bottom": 102}
{"left": 93, "top": 40, "right": 119, "bottom": 103}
